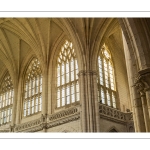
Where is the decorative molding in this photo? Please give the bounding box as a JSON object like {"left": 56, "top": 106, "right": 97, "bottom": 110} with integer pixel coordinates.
{"left": 78, "top": 70, "right": 97, "bottom": 77}
{"left": 0, "top": 123, "right": 11, "bottom": 132}
{"left": 0, "top": 129, "right": 10, "bottom": 132}
{"left": 14, "top": 117, "right": 42, "bottom": 132}
{"left": 14, "top": 106, "right": 80, "bottom": 132}
{"left": 47, "top": 113, "right": 80, "bottom": 129}
{"left": 135, "top": 68, "right": 150, "bottom": 90}
{"left": 24, "top": 125, "right": 43, "bottom": 132}
{"left": 48, "top": 107, "right": 79, "bottom": 121}
{"left": 99, "top": 103, "right": 133, "bottom": 124}
{"left": 47, "top": 106, "right": 80, "bottom": 129}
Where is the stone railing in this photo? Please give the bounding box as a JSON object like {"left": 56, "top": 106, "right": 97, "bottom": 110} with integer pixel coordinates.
{"left": 14, "top": 117, "right": 42, "bottom": 132}
{"left": 0, "top": 123, "right": 11, "bottom": 132}
{"left": 13, "top": 106, "right": 80, "bottom": 132}
{"left": 99, "top": 103, "right": 133, "bottom": 123}
{"left": 48, "top": 107, "right": 79, "bottom": 121}
{"left": 47, "top": 106, "right": 80, "bottom": 128}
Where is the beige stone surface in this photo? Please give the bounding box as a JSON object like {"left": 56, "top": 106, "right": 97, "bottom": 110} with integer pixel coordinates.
{"left": 0, "top": 18, "right": 150, "bottom": 132}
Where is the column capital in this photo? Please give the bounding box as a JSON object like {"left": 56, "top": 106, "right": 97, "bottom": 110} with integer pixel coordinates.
{"left": 78, "top": 70, "right": 97, "bottom": 77}
{"left": 135, "top": 68, "right": 150, "bottom": 90}
{"left": 134, "top": 79, "right": 145, "bottom": 94}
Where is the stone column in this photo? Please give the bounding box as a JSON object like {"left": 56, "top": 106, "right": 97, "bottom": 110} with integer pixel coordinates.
{"left": 15, "top": 80, "right": 22, "bottom": 125}
{"left": 41, "top": 68, "right": 48, "bottom": 132}
{"left": 92, "top": 71, "right": 100, "bottom": 132}
{"left": 145, "top": 88, "right": 150, "bottom": 117}
{"left": 10, "top": 83, "right": 18, "bottom": 132}
{"left": 132, "top": 84, "right": 146, "bottom": 132}
{"left": 140, "top": 92, "right": 150, "bottom": 132}
{"left": 78, "top": 71, "right": 87, "bottom": 132}
{"left": 138, "top": 68, "right": 150, "bottom": 123}
{"left": 135, "top": 81, "right": 150, "bottom": 132}
{"left": 78, "top": 70, "right": 100, "bottom": 132}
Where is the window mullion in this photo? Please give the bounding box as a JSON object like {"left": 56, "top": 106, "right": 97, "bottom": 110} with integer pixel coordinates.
{"left": 23, "top": 59, "right": 42, "bottom": 117}
{"left": 37, "top": 75, "right": 41, "bottom": 112}
{"left": 60, "top": 87, "right": 62, "bottom": 107}
{"left": 109, "top": 90, "right": 113, "bottom": 107}
{"left": 69, "top": 60, "right": 71, "bottom": 102}
{"left": 0, "top": 111, "right": 1, "bottom": 125}
{"left": 102, "top": 58, "right": 106, "bottom": 88}
{"left": 73, "top": 57, "right": 77, "bottom": 102}
{"left": 60, "top": 63, "right": 62, "bottom": 107}
{"left": 98, "top": 57, "right": 100, "bottom": 86}
{"left": 102, "top": 59, "right": 107, "bottom": 105}
{"left": 64, "top": 61, "right": 66, "bottom": 106}
{"left": 56, "top": 41, "right": 79, "bottom": 108}
{"left": 107, "top": 61, "right": 111, "bottom": 89}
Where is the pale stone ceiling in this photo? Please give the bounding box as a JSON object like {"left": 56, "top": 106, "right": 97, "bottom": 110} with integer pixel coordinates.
{"left": 0, "top": 18, "right": 123, "bottom": 81}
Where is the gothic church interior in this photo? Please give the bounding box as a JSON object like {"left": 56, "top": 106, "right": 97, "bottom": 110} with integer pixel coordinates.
{"left": 0, "top": 18, "right": 149, "bottom": 132}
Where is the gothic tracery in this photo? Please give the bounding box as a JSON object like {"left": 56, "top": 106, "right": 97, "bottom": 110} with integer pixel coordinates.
{"left": 98, "top": 44, "right": 116, "bottom": 108}
{"left": 57, "top": 40, "right": 79, "bottom": 108}
{"left": 23, "top": 58, "right": 42, "bottom": 117}
{"left": 0, "top": 72, "right": 13, "bottom": 125}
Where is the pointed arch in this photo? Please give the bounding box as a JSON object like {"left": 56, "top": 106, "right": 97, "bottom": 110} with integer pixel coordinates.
{"left": 23, "top": 57, "right": 42, "bottom": 117}
{"left": 107, "top": 126, "right": 119, "bottom": 132}
{"left": 56, "top": 40, "right": 79, "bottom": 108}
{"left": 0, "top": 71, "right": 13, "bottom": 125}
{"left": 98, "top": 44, "right": 117, "bottom": 108}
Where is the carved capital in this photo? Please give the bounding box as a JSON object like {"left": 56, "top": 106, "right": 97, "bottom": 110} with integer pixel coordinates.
{"left": 134, "top": 79, "right": 145, "bottom": 95}
{"left": 78, "top": 70, "right": 97, "bottom": 77}
{"left": 135, "top": 68, "right": 150, "bottom": 91}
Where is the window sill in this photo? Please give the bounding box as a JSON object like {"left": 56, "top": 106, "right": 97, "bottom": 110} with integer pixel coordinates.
{"left": 54, "top": 101, "right": 80, "bottom": 113}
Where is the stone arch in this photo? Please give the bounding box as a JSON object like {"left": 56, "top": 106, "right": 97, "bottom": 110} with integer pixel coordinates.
{"left": 60, "top": 18, "right": 86, "bottom": 71}
{"left": 118, "top": 18, "right": 150, "bottom": 132}
{"left": 16, "top": 54, "right": 43, "bottom": 124}
{"left": 1, "top": 19, "right": 46, "bottom": 64}
{"left": 91, "top": 18, "right": 139, "bottom": 75}
{"left": 0, "top": 70, "right": 9, "bottom": 86}
{"left": 91, "top": 18, "right": 115, "bottom": 71}
{"left": 90, "top": 19, "right": 133, "bottom": 111}
{"left": 0, "top": 40, "right": 17, "bottom": 88}
{"left": 48, "top": 32, "right": 84, "bottom": 114}
{"left": 120, "top": 18, "right": 150, "bottom": 70}
{"left": 107, "top": 126, "right": 119, "bottom": 132}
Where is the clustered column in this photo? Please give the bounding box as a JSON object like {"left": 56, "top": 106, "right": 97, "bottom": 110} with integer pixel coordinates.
{"left": 135, "top": 68, "right": 150, "bottom": 132}
{"left": 78, "top": 70, "right": 100, "bottom": 132}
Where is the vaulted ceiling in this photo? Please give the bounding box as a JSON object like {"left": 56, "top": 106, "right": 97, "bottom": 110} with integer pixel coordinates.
{"left": 0, "top": 18, "right": 123, "bottom": 82}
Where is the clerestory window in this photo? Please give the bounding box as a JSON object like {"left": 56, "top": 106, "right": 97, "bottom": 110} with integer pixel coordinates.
{"left": 97, "top": 44, "right": 117, "bottom": 108}
{"left": 57, "top": 40, "right": 79, "bottom": 108}
{"left": 0, "top": 72, "right": 13, "bottom": 125}
{"left": 23, "top": 58, "right": 42, "bottom": 117}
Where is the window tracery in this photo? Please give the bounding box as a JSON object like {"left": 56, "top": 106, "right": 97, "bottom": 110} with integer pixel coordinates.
{"left": 0, "top": 72, "right": 13, "bottom": 125}
{"left": 23, "top": 58, "right": 42, "bottom": 117}
{"left": 98, "top": 44, "right": 117, "bottom": 108}
{"left": 57, "top": 40, "right": 79, "bottom": 108}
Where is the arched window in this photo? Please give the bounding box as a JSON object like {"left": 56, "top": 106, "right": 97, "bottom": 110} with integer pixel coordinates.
{"left": 98, "top": 44, "right": 116, "bottom": 108}
{"left": 23, "top": 58, "right": 42, "bottom": 117}
{"left": 0, "top": 72, "right": 13, "bottom": 125}
{"left": 57, "top": 40, "right": 79, "bottom": 108}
